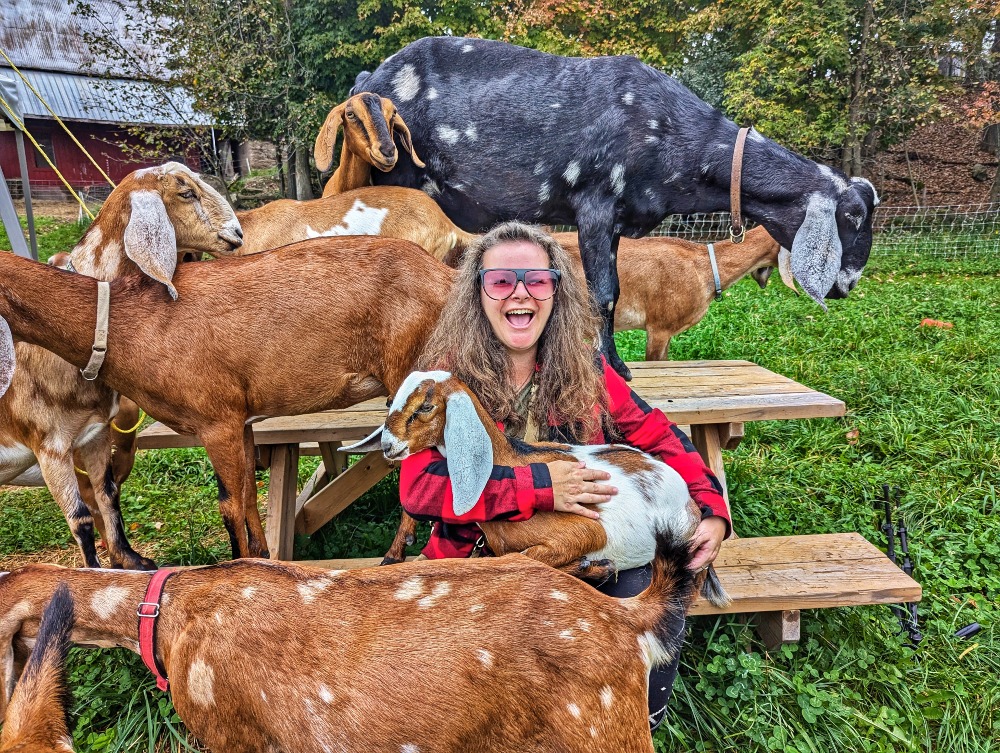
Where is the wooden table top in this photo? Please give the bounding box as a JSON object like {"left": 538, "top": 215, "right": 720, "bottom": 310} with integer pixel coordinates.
{"left": 138, "top": 360, "right": 846, "bottom": 449}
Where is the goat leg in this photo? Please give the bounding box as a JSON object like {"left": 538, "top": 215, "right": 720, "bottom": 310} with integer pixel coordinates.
{"left": 35, "top": 447, "right": 101, "bottom": 568}
{"left": 241, "top": 424, "right": 271, "bottom": 559}
{"left": 577, "top": 219, "right": 630, "bottom": 380}
{"left": 382, "top": 510, "right": 418, "bottom": 565}
{"left": 77, "top": 435, "right": 155, "bottom": 570}
{"left": 644, "top": 328, "right": 671, "bottom": 362}
{"left": 203, "top": 428, "right": 258, "bottom": 559}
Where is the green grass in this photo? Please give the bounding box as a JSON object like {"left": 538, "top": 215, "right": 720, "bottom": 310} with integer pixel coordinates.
{"left": 0, "top": 216, "right": 998, "bottom": 750}
{"left": 0, "top": 214, "right": 89, "bottom": 262}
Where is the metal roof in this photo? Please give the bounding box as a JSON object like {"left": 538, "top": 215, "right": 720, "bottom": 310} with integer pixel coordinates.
{"left": 0, "top": 68, "right": 209, "bottom": 126}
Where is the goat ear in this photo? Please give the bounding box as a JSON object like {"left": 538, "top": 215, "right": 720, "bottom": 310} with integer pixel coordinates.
{"left": 124, "top": 191, "right": 179, "bottom": 300}
{"left": 790, "top": 195, "right": 841, "bottom": 310}
{"left": 0, "top": 317, "right": 14, "bottom": 399}
{"left": 777, "top": 247, "right": 799, "bottom": 293}
{"left": 443, "top": 391, "right": 493, "bottom": 516}
{"left": 314, "top": 104, "right": 346, "bottom": 173}
{"left": 750, "top": 266, "right": 772, "bottom": 288}
{"left": 391, "top": 113, "right": 425, "bottom": 169}
{"left": 340, "top": 425, "right": 385, "bottom": 454}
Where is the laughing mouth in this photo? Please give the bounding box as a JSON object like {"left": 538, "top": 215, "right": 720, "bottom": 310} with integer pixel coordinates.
{"left": 505, "top": 308, "right": 535, "bottom": 329}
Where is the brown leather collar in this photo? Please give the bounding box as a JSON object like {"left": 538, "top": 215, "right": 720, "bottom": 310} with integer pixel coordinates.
{"left": 730, "top": 127, "right": 750, "bottom": 243}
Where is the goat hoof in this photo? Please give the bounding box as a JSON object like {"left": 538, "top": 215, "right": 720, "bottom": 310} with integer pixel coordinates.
{"left": 380, "top": 556, "right": 405, "bottom": 566}
{"left": 113, "top": 553, "right": 157, "bottom": 571}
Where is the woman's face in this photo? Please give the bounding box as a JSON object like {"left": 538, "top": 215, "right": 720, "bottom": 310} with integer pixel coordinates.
{"left": 479, "top": 240, "right": 555, "bottom": 360}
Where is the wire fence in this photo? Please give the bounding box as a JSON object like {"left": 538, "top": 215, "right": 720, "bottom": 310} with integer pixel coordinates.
{"left": 6, "top": 175, "right": 1000, "bottom": 257}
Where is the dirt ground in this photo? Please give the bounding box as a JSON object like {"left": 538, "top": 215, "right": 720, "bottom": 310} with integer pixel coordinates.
{"left": 13, "top": 199, "right": 92, "bottom": 222}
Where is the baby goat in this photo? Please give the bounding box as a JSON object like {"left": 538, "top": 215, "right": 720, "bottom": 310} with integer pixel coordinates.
{"left": 0, "top": 583, "right": 74, "bottom": 753}
{"left": 313, "top": 92, "right": 424, "bottom": 197}
{"left": 346, "top": 370, "right": 730, "bottom": 606}
{"left": 1, "top": 543, "right": 694, "bottom": 752}
{"left": 236, "top": 186, "right": 476, "bottom": 259}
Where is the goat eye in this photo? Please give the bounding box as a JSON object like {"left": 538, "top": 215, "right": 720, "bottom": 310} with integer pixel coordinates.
{"left": 346, "top": 110, "right": 356, "bottom": 120}
{"left": 417, "top": 404, "right": 434, "bottom": 415}
{"left": 179, "top": 190, "right": 196, "bottom": 199}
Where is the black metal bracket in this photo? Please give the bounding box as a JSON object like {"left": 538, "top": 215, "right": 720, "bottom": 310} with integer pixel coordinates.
{"left": 874, "top": 484, "right": 922, "bottom": 646}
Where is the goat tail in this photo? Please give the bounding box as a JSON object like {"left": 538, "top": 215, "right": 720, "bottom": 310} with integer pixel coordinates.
{"left": 0, "top": 583, "right": 75, "bottom": 750}
{"left": 630, "top": 531, "right": 696, "bottom": 664}
{"left": 701, "top": 564, "right": 732, "bottom": 608}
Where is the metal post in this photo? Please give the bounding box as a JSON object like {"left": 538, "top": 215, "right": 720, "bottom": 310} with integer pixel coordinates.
{"left": 0, "top": 163, "right": 32, "bottom": 258}
{"left": 13, "top": 128, "right": 36, "bottom": 259}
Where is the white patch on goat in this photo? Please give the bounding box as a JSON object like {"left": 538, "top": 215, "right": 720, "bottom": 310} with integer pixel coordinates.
{"left": 622, "top": 92, "right": 635, "bottom": 105}
{"left": 395, "top": 577, "right": 424, "bottom": 601}
{"left": 417, "top": 581, "right": 451, "bottom": 608}
{"left": 214, "top": 612, "right": 222, "bottom": 625}
{"left": 436, "top": 125, "right": 460, "bottom": 145}
{"left": 319, "top": 684, "right": 334, "bottom": 703}
{"left": 401, "top": 745, "right": 420, "bottom": 753}
{"left": 563, "top": 161, "right": 581, "bottom": 186}
{"left": 747, "top": 128, "right": 765, "bottom": 143}
{"left": 426, "top": 87, "right": 438, "bottom": 100}
{"left": 187, "top": 659, "right": 216, "bottom": 706}
{"left": 242, "top": 586, "right": 257, "bottom": 600}
{"left": 389, "top": 371, "right": 452, "bottom": 414}
{"left": 392, "top": 64, "right": 421, "bottom": 101}
{"left": 600, "top": 685, "right": 614, "bottom": 709}
{"left": 570, "top": 445, "right": 693, "bottom": 569}
{"left": 851, "top": 176, "right": 880, "bottom": 205}
{"left": 469, "top": 603, "right": 484, "bottom": 613}
{"left": 462, "top": 43, "right": 474, "bottom": 52}
{"left": 464, "top": 124, "right": 478, "bottom": 141}
{"left": 646, "top": 134, "right": 661, "bottom": 145}
{"left": 610, "top": 163, "right": 626, "bottom": 196}
{"left": 422, "top": 178, "right": 442, "bottom": 197}
{"left": 261, "top": 690, "right": 267, "bottom": 702}
{"left": 637, "top": 630, "right": 673, "bottom": 669}
{"left": 550, "top": 590, "right": 569, "bottom": 601}
{"left": 477, "top": 649, "right": 493, "bottom": 668}
{"left": 74, "top": 420, "right": 107, "bottom": 449}
{"left": 538, "top": 182, "right": 550, "bottom": 203}
{"left": 305, "top": 199, "right": 389, "bottom": 238}
{"left": 533, "top": 161, "right": 546, "bottom": 176}
{"left": 663, "top": 171, "right": 681, "bottom": 185}
{"left": 559, "top": 629, "right": 574, "bottom": 640}
{"left": 577, "top": 619, "right": 591, "bottom": 633}
{"left": 567, "top": 703, "right": 582, "bottom": 718}
{"left": 90, "top": 586, "right": 130, "bottom": 620}
{"left": 298, "top": 577, "right": 332, "bottom": 604}
{"left": 647, "top": 119, "right": 659, "bottom": 130}
{"left": 550, "top": 102, "right": 562, "bottom": 108}
{"left": 590, "top": 726, "right": 598, "bottom": 738}
{"left": 0, "top": 443, "right": 38, "bottom": 485}
{"left": 69, "top": 226, "right": 103, "bottom": 275}
{"left": 817, "top": 164, "right": 848, "bottom": 193}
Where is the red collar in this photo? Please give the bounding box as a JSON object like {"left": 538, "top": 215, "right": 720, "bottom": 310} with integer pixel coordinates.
{"left": 137, "top": 568, "right": 177, "bottom": 691}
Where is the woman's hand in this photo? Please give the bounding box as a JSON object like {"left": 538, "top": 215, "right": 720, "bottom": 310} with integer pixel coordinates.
{"left": 688, "top": 515, "right": 727, "bottom": 572}
{"left": 547, "top": 460, "right": 617, "bottom": 520}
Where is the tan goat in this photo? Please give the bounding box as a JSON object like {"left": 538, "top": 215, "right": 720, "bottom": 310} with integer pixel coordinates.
{"left": 314, "top": 92, "right": 424, "bottom": 197}
{"left": 0, "top": 536, "right": 695, "bottom": 752}
{"left": 236, "top": 186, "right": 476, "bottom": 259}
{"left": 0, "top": 583, "right": 74, "bottom": 753}
{"left": 0, "top": 163, "right": 242, "bottom": 570}
{"left": 558, "top": 227, "right": 786, "bottom": 360}
{"left": 0, "top": 239, "right": 454, "bottom": 560}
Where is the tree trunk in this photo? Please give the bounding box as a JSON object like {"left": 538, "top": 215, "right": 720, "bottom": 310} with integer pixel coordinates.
{"left": 283, "top": 143, "right": 296, "bottom": 200}
{"left": 843, "top": 0, "right": 874, "bottom": 176}
{"left": 990, "top": 147, "right": 1000, "bottom": 203}
{"left": 295, "top": 146, "right": 314, "bottom": 200}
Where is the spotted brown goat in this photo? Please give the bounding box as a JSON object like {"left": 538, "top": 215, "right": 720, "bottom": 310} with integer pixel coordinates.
{"left": 345, "top": 370, "right": 730, "bottom": 607}
{"left": 0, "top": 163, "right": 242, "bottom": 569}
{"left": 0, "top": 238, "right": 454, "bottom": 560}
{"left": 0, "top": 538, "right": 694, "bottom": 752}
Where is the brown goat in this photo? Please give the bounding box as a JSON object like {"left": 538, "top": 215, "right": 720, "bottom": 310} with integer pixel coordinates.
{"left": 0, "top": 537, "right": 695, "bottom": 751}
{"left": 313, "top": 92, "right": 424, "bottom": 197}
{"left": 0, "top": 583, "right": 74, "bottom": 753}
{"left": 346, "top": 370, "right": 729, "bottom": 606}
{"left": 0, "top": 163, "right": 242, "bottom": 569}
{"left": 236, "top": 186, "right": 476, "bottom": 259}
{"left": 552, "top": 227, "right": 787, "bottom": 359}
{"left": 0, "top": 239, "right": 454, "bottom": 560}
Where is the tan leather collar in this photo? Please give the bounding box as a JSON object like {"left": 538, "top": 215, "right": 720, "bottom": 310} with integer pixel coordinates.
{"left": 730, "top": 127, "right": 750, "bottom": 243}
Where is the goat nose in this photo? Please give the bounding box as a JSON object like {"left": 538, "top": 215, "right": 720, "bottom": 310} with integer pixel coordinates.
{"left": 379, "top": 145, "right": 396, "bottom": 160}
{"left": 235, "top": 227, "right": 244, "bottom": 240}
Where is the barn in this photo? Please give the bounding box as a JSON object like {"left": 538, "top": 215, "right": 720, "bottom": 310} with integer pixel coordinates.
{"left": 0, "top": 0, "right": 209, "bottom": 200}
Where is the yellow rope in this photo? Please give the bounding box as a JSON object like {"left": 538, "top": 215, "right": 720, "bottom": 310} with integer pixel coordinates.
{"left": 75, "top": 466, "right": 89, "bottom": 476}
{"left": 0, "top": 46, "right": 116, "bottom": 189}
{"left": 0, "top": 92, "right": 95, "bottom": 220}
{"left": 111, "top": 408, "right": 146, "bottom": 434}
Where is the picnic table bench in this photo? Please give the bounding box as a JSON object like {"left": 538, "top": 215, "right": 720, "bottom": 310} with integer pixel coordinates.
{"left": 137, "top": 360, "right": 920, "bottom": 647}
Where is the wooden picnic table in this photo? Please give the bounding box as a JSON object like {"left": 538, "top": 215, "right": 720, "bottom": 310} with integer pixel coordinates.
{"left": 138, "top": 359, "right": 920, "bottom": 648}
{"left": 138, "top": 359, "right": 846, "bottom": 560}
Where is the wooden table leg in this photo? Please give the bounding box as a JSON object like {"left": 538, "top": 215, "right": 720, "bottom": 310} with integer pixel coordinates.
{"left": 295, "top": 451, "right": 395, "bottom": 535}
{"left": 264, "top": 443, "right": 300, "bottom": 561}
{"left": 754, "top": 610, "right": 801, "bottom": 650}
{"left": 689, "top": 423, "right": 732, "bottom": 518}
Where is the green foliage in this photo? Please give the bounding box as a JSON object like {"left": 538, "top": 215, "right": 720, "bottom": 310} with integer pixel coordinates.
{"left": 0, "top": 215, "right": 89, "bottom": 262}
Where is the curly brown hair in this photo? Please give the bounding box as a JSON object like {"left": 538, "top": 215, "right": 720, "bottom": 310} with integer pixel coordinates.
{"left": 418, "top": 221, "right": 607, "bottom": 441}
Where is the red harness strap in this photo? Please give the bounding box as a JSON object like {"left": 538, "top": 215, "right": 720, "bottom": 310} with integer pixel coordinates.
{"left": 137, "top": 568, "right": 177, "bottom": 691}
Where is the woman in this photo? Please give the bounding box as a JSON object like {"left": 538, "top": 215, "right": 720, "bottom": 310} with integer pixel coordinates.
{"left": 400, "top": 221, "right": 729, "bottom": 728}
